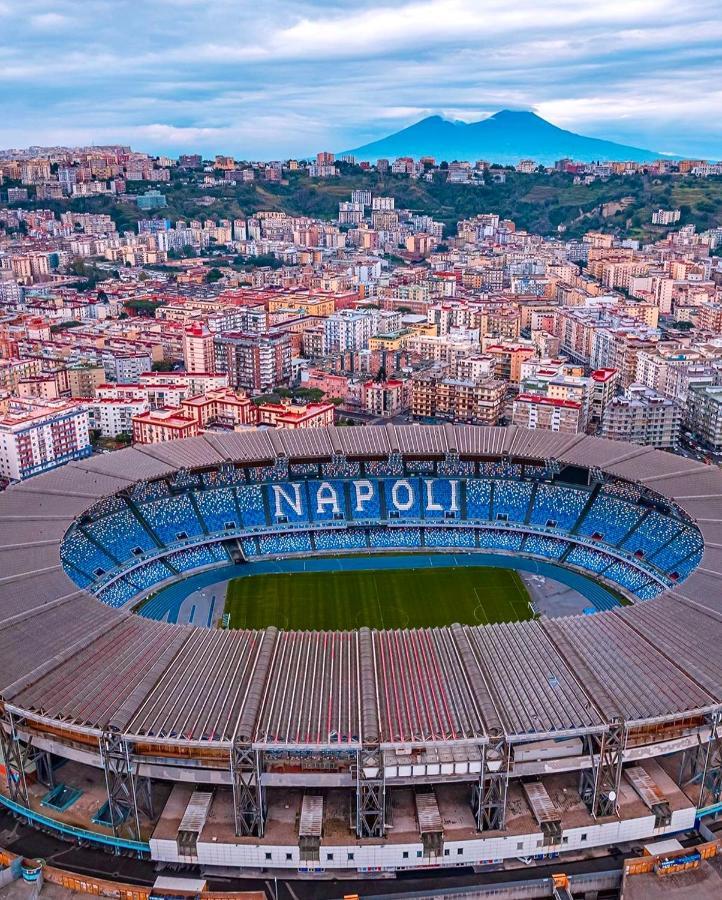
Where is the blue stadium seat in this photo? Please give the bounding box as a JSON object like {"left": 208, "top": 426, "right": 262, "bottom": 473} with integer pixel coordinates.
{"left": 240, "top": 536, "right": 259, "bottom": 558}
{"left": 492, "top": 481, "right": 533, "bottom": 523}
{"left": 466, "top": 479, "right": 493, "bottom": 519}
{"left": 348, "top": 480, "right": 382, "bottom": 521}
{"left": 522, "top": 534, "right": 567, "bottom": 560}
{"left": 167, "top": 544, "right": 229, "bottom": 573}
{"left": 125, "top": 559, "right": 174, "bottom": 591}
{"left": 97, "top": 578, "right": 137, "bottom": 609}
{"left": 577, "top": 494, "right": 644, "bottom": 545}
{"left": 421, "top": 478, "right": 459, "bottom": 520}
{"left": 478, "top": 529, "right": 524, "bottom": 551}
{"left": 61, "top": 528, "right": 117, "bottom": 578}
{"left": 308, "top": 480, "right": 347, "bottom": 522}
{"left": 194, "top": 488, "right": 239, "bottom": 533}
{"left": 236, "top": 485, "right": 267, "bottom": 527}
{"left": 621, "top": 511, "right": 682, "bottom": 558}
{"left": 321, "top": 459, "right": 361, "bottom": 478}
{"left": 289, "top": 462, "right": 320, "bottom": 477}
{"left": 530, "top": 484, "right": 588, "bottom": 530}
{"left": 258, "top": 532, "right": 313, "bottom": 555}
{"left": 92, "top": 509, "right": 156, "bottom": 561}
{"left": 649, "top": 525, "right": 703, "bottom": 572}
{"left": 368, "top": 526, "right": 421, "bottom": 548}
{"left": 424, "top": 528, "right": 476, "bottom": 547}
{"left": 668, "top": 547, "right": 703, "bottom": 581}
{"left": 602, "top": 560, "right": 653, "bottom": 594}
{"left": 383, "top": 479, "right": 422, "bottom": 519}
{"left": 566, "top": 545, "right": 613, "bottom": 573}
{"left": 314, "top": 529, "right": 368, "bottom": 551}
{"left": 266, "top": 482, "right": 310, "bottom": 524}
{"left": 141, "top": 496, "right": 204, "bottom": 544}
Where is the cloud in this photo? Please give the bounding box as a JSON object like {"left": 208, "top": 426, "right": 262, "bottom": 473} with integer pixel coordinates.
{"left": 29, "top": 12, "right": 72, "bottom": 29}
{"left": 0, "top": 0, "right": 720, "bottom": 158}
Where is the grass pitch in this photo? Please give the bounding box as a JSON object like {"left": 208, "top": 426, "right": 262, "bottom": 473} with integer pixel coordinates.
{"left": 223, "top": 565, "right": 532, "bottom": 630}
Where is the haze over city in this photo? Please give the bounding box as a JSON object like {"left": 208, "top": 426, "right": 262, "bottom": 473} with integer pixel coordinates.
{"left": 1, "top": 0, "right": 721, "bottom": 158}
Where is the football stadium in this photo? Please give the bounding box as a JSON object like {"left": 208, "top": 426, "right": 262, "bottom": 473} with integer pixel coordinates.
{"left": 0, "top": 424, "right": 721, "bottom": 878}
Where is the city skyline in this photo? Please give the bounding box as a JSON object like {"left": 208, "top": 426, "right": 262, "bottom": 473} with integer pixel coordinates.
{"left": 1, "top": 0, "right": 721, "bottom": 159}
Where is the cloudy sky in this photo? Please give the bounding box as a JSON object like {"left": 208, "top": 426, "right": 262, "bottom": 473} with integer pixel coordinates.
{"left": 1, "top": 0, "right": 721, "bottom": 159}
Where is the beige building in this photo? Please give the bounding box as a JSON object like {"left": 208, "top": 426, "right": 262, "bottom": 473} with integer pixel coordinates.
{"left": 67, "top": 365, "right": 106, "bottom": 398}
{"left": 362, "top": 379, "right": 408, "bottom": 417}
{"left": 182, "top": 323, "right": 215, "bottom": 374}
{"left": 601, "top": 385, "right": 681, "bottom": 449}
{"left": 512, "top": 394, "right": 584, "bottom": 434}
{"left": 411, "top": 374, "right": 505, "bottom": 424}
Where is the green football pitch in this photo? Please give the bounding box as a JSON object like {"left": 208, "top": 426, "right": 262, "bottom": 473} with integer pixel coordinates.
{"left": 223, "top": 565, "right": 532, "bottom": 630}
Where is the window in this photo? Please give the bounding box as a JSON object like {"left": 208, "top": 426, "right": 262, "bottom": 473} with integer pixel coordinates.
{"left": 516, "top": 841, "right": 524, "bottom": 850}
{"left": 265, "top": 852, "right": 272, "bottom": 860}
{"left": 457, "top": 848, "right": 463, "bottom": 856}
{"left": 444, "top": 848, "right": 450, "bottom": 856}
{"left": 402, "top": 851, "right": 409, "bottom": 859}
{"left": 581, "top": 833, "right": 587, "bottom": 842}
{"left": 416, "top": 850, "right": 422, "bottom": 858}
{"left": 326, "top": 853, "right": 334, "bottom": 861}
{"left": 347, "top": 852, "right": 354, "bottom": 862}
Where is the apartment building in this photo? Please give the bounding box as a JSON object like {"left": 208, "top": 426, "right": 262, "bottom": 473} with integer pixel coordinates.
{"left": 411, "top": 373, "right": 505, "bottom": 425}
{"left": 362, "top": 379, "right": 408, "bottom": 418}
{"left": 512, "top": 394, "right": 584, "bottom": 434}
{"left": 601, "top": 385, "right": 681, "bottom": 449}
{"left": 0, "top": 398, "right": 91, "bottom": 481}
{"left": 132, "top": 408, "right": 200, "bottom": 444}
{"left": 256, "top": 400, "right": 335, "bottom": 429}
{"left": 214, "top": 331, "right": 292, "bottom": 392}
{"left": 687, "top": 384, "right": 722, "bottom": 452}
{"left": 324, "top": 309, "right": 378, "bottom": 353}
{"left": 87, "top": 396, "right": 150, "bottom": 437}
{"left": 182, "top": 323, "right": 216, "bottom": 374}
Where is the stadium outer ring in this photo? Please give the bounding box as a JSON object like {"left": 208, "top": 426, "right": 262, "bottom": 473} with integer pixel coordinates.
{"left": 0, "top": 423, "right": 721, "bottom": 843}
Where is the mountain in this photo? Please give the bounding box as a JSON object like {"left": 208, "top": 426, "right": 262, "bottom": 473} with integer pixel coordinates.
{"left": 342, "top": 110, "right": 669, "bottom": 165}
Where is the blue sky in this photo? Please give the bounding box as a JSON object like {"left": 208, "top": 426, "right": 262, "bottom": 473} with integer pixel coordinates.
{"left": 1, "top": 0, "right": 721, "bottom": 159}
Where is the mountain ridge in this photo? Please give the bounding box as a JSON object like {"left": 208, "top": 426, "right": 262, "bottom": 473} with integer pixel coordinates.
{"left": 342, "top": 109, "right": 672, "bottom": 165}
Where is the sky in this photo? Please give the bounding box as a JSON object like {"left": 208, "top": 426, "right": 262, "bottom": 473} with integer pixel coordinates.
{"left": 1, "top": 0, "right": 721, "bottom": 160}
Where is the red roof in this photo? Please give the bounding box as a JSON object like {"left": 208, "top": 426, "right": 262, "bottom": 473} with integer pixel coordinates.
{"left": 516, "top": 393, "right": 581, "bottom": 410}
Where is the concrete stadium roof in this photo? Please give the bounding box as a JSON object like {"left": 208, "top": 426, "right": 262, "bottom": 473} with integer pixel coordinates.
{"left": 0, "top": 425, "right": 721, "bottom": 752}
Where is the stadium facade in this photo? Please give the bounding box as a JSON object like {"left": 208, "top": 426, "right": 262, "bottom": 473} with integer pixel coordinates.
{"left": 0, "top": 424, "right": 721, "bottom": 875}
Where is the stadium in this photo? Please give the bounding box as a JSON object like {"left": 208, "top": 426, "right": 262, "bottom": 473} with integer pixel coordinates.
{"left": 0, "top": 424, "right": 721, "bottom": 878}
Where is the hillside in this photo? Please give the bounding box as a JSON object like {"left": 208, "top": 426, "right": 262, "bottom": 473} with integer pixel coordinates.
{"left": 342, "top": 110, "right": 670, "bottom": 165}
{"left": 8, "top": 169, "right": 722, "bottom": 241}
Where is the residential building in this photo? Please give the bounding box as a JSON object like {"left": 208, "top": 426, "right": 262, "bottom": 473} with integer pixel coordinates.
{"left": 512, "top": 394, "right": 584, "bottom": 434}
{"left": 589, "top": 368, "right": 620, "bottom": 426}
{"left": 0, "top": 398, "right": 91, "bottom": 481}
{"left": 180, "top": 388, "right": 255, "bottom": 429}
{"left": 87, "top": 396, "right": 150, "bottom": 437}
{"left": 687, "top": 384, "right": 722, "bottom": 452}
{"left": 214, "top": 331, "right": 292, "bottom": 392}
{"left": 411, "top": 374, "right": 505, "bottom": 425}
{"left": 601, "top": 385, "right": 681, "bottom": 448}
{"left": 183, "top": 323, "right": 216, "bottom": 374}
{"left": 256, "top": 399, "right": 335, "bottom": 429}
{"left": 362, "top": 379, "right": 408, "bottom": 417}
{"left": 132, "top": 408, "right": 201, "bottom": 444}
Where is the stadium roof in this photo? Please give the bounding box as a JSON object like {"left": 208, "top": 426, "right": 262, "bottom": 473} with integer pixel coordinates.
{"left": 0, "top": 425, "right": 721, "bottom": 751}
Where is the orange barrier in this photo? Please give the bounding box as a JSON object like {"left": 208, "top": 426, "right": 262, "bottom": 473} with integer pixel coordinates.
{"left": 623, "top": 838, "right": 719, "bottom": 877}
